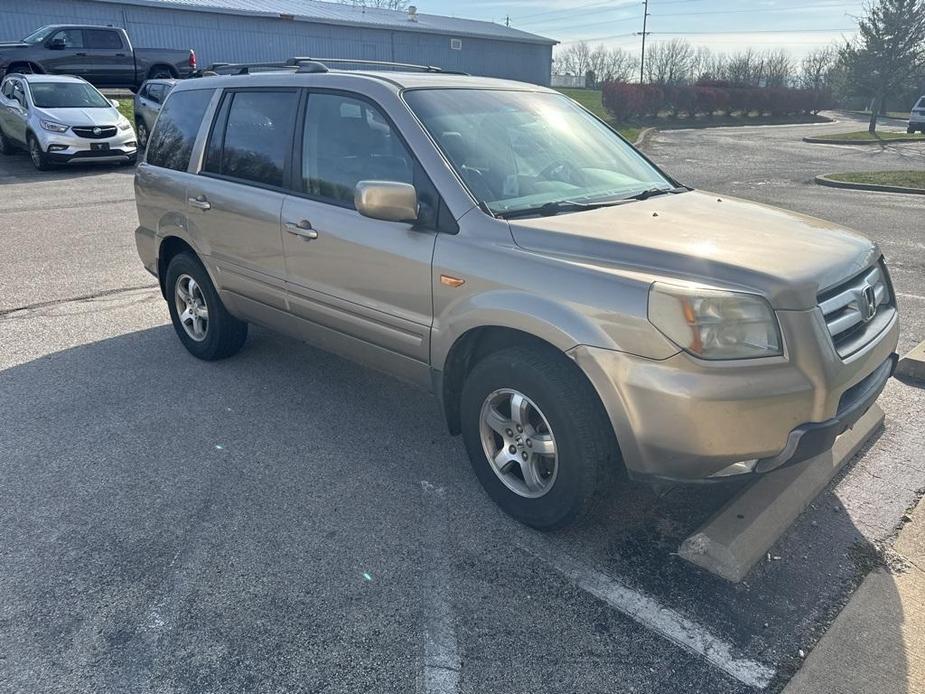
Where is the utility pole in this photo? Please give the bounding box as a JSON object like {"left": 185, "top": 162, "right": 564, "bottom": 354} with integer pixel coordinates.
{"left": 638, "top": 0, "right": 650, "bottom": 83}
{"left": 505, "top": 15, "right": 510, "bottom": 27}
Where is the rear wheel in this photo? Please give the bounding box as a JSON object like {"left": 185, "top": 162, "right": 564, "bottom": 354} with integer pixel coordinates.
{"left": 28, "top": 134, "right": 51, "bottom": 171}
{"left": 909, "top": 126, "right": 916, "bottom": 134}
{"left": 165, "top": 252, "right": 247, "bottom": 360}
{"left": 148, "top": 66, "right": 174, "bottom": 80}
{"left": 460, "top": 346, "right": 615, "bottom": 529}
{"left": 136, "top": 118, "right": 149, "bottom": 148}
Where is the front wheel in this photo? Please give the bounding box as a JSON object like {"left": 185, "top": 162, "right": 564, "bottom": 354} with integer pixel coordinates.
{"left": 0, "top": 125, "right": 14, "bottom": 155}
{"left": 909, "top": 126, "right": 916, "bottom": 134}
{"left": 460, "top": 346, "right": 615, "bottom": 529}
{"left": 28, "top": 135, "right": 51, "bottom": 171}
{"left": 165, "top": 252, "right": 248, "bottom": 360}
{"left": 136, "top": 119, "right": 149, "bottom": 149}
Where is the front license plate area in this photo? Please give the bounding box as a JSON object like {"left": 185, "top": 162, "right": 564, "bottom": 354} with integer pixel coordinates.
{"left": 91, "top": 142, "right": 110, "bottom": 151}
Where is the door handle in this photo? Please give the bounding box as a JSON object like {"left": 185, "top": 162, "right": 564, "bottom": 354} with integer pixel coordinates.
{"left": 115, "top": 53, "right": 127, "bottom": 57}
{"left": 188, "top": 196, "right": 211, "bottom": 210}
{"left": 75, "top": 52, "right": 87, "bottom": 56}
{"left": 285, "top": 220, "right": 318, "bottom": 240}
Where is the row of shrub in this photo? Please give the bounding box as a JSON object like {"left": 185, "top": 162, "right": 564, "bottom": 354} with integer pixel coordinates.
{"left": 601, "top": 81, "right": 833, "bottom": 121}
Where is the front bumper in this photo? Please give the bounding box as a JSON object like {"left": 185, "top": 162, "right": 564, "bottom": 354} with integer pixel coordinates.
{"left": 37, "top": 128, "right": 137, "bottom": 164}
{"left": 569, "top": 305, "right": 899, "bottom": 482}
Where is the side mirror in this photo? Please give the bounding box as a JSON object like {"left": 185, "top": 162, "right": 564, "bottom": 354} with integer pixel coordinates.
{"left": 110, "top": 99, "right": 120, "bottom": 108}
{"left": 354, "top": 181, "right": 419, "bottom": 223}
{"left": 49, "top": 38, "right": 66, "bottom": 50}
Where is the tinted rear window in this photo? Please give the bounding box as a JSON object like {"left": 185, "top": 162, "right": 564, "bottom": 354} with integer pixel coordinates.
{"left": 84, "top": 30, "right": 122, "bottom": 49}
{"left": 203, "top": 90, "right": 298, "bottom": 188}
{"left": 146, "top": 89, "right": 213, "bottom": 171}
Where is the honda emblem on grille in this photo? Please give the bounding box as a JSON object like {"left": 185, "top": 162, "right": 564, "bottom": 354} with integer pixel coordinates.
{"left": 860, "top": 284, "right": 877, "bottom": 322}
{"left": 92, "top": 127, "right": 101, "bottom": 136}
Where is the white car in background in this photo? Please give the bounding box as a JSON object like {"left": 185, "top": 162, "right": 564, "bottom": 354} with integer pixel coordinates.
{"left": 0, "top": 73, "right": 137, "bottom": 170}
{"left": 909, "top": 96, "right": 925, "bottom": 134}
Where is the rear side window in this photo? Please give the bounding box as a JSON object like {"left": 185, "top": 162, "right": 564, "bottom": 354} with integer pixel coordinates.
{"left": 203, "top": 90, "right": 299, "bottom": 188}
{"left": 146, "top": 89, "right": 213, "bottom": 171}
{"left": 84, "top": 30, "right": 122, "bottom": 49}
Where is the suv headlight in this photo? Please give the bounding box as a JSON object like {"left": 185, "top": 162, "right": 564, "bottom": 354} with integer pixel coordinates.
{"left": 117, "top": 117, "right": 133, "bottom": 131}
{"left": 40, "top": 120, "right": 69, "bottom": 133}
{"left": 648, "top": 283, "right": 783, "bottom": 360}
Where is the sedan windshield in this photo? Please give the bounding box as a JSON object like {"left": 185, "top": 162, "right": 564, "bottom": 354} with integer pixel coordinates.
{"left": 404, "top": 89, "right": 677, "bottom": 216}
{"left": 29, "top": 82, "right": 111, "bottom": 109}
{"left": 22, "top": 26, "right": 55, "bottom": 44}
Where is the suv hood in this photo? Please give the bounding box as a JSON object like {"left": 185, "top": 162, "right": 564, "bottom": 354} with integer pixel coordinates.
{"left": 508, "top": 190, "right": 879, "bottom": 310}
{"left": 36, "top": 107, "right": 120, "bottom": 128}
{"left": 0, "top": 42, "right": 29, "bottom": 49}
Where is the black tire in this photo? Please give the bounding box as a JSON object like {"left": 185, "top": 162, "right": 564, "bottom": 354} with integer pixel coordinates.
{"left": 27, "top": 134, "right": 52, "bottom": 171}
{"left": 148, "top": 66, "right": 174, "bottom": 80}
{"left": 136, "top": 118, "right": 149, "bottom": 149}
{"left": 123, "top": 153, "right": 138, "bottom": 166}
{"left": 909, "top": 126, "right": 916, "bottom": 134}
{"left": 165, "top": 252, "right": 247, "bottom": 360}
{"left": 460, "top": 346, "right": 615, "bottom": 530}
{"left": 0, "top": 125, "right": 14, "bottom": 155}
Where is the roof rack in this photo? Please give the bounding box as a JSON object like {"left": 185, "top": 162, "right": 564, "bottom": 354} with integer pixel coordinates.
{"left": 191, "top": 58, "right": 468, "bottom": 77}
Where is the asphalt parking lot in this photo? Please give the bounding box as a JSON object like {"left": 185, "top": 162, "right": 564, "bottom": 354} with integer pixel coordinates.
{"left": 1, "top": 113, "right": 924, "bottom": 694}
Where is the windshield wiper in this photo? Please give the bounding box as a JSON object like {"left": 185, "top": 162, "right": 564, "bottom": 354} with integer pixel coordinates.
{"left": 496, "top": 199, "right": 625, "bottom": 220}
{"left": 621, "top": 186, "right": 686, "bottom": 201}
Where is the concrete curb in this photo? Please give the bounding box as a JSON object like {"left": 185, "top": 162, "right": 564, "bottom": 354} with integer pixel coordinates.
{"left": 632, "top": 127, "right": 656, "bottom": 148}
{"left": 895, "top": 340, "right": 925, "bottom": 385}
{"left": 678, "top": 404, "right": 885, "bottom": 582}
{"left": 814, "top": 175, "right": 925, "bottom": 195}
{"left": 803, "top": 135, "right": 925, "bottom": 145}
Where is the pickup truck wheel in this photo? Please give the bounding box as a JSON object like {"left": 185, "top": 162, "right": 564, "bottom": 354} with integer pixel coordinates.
{"left": 460, "top": 346, "right": 611, "bottom": 529}
{"left": 28, "top": 135, "right": 52, "bottom": 171}
{"left": 148, "top": 66, "right": 174, "bottom": 80}
{"left": 909, "top": 126, "right": 916, "bottom": 134}
{"left": 165, "top": 252, "right": 248, "bottom": 360}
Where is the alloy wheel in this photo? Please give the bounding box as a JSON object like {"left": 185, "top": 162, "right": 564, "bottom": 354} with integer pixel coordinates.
{"left": 479, "top": 388, "right": 558, "bottom": 498}
{"left": 174, "top": 274, "right": 209, "bottom": 342}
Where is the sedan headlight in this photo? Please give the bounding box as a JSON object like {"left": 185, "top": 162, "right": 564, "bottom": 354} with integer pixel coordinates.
{"left": 40, "top": 120, "right": 69, "bottom": 133}
{"left": 648, "top": 283, "right": 782, "bottom": 360}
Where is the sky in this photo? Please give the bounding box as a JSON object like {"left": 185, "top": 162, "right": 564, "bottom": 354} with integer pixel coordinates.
{"left": 418, "top": 0, "right": 865, "bottom": 60}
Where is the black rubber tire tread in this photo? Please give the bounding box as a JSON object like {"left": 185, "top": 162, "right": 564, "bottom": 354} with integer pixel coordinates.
{"left": 460, "top": 345, "right": 616, "bottom": 530}
{"left": 0, "top": 125, "right": 13, "bottom": 155}
{"left": 28, "top": 134, "right": 51, "bottom": 171}
{"left": 165, "top": 251, "right": 248, "bottom": 361}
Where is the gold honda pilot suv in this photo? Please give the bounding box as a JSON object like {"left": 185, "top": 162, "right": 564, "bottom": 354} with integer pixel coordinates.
{"left": 134, "top": 59, "right": 899, "bottom": 529}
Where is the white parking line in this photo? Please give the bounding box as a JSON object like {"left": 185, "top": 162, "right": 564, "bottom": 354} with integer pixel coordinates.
{"left": 420, "top": 481, "right": 461, "bottom": 694}
{"left": 898, "top": 292, "right": 925, "bottom": 302}
{"left": 519, "top": 534, "right": 776, "bottom": 690}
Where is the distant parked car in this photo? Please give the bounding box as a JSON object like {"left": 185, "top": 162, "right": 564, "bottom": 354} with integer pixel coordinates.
{"left": 0, "top": 25, "right": 196, "bottom": 90}
{"left": 908, "top": 96, "right": 925, "bottom": 134}
{"left": 0, "top": 73, "right": 137, "bottom": 169}
{"left": 133, "top": 78, "right": 176, "bottom": 148}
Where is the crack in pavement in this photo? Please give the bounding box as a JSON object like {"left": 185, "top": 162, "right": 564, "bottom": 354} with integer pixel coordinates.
{"left": 0, "top": 284, "right": 159, "bottom": 319}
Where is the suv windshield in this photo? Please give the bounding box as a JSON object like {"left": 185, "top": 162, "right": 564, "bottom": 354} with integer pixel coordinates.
{"left": 29, "top": 82, "right": 111, "bottom": 109}
{"left": 404, "top": 89, "right": 676, "bottom": 215}
{"left": 22, "top": 26, "right": 56, "bottom": 44}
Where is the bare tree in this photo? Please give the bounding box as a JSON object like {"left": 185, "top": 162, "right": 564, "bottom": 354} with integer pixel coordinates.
{"left": 763, "top": 49, "right": 794, "bottom": 86}
{"left": 724, "top": 48, "right": 765, "bottom": 85}
{"left": 645, "top": 39, "right": 695, "bottom": 84}
{"left": 801, "top": 45, "right": 837, "bottom": 89}
{"left": 555, "top": 42, "right": 593, "bottom": 79}
{"left": 586, "top": 44, "right": 638, "bottom": 84}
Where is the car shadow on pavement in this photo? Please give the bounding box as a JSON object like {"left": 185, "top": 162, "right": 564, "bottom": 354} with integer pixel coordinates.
{"left": 0, "top": 324, "right": 908, "bottom": 692}
{"left": 0, "top": 153, "right": 136, "bottom": 184}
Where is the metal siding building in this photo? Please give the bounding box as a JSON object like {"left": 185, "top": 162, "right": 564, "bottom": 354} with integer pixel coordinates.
{"left": 0, "top": 0, "right": 556, "bottom": 84}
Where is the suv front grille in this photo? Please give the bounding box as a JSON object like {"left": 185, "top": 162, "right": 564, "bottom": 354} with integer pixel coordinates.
{"left": 818, "top": 263, "right": 893, "bottom": 358}
{"left": 72, "top": 126, "right": 117, "bottom": 139}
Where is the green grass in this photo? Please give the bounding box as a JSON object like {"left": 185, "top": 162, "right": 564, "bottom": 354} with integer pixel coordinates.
{"left": 825, "top": 130, "right": 925, "bottom": 141}
{"left": 556, "top": 88, "right": 640, "bottom": 141}
{"left": 827, "top": 171, "right": 925, "bottom": 189}
{"left": 116, "top": 98, "right": 134, "bottom": 124}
